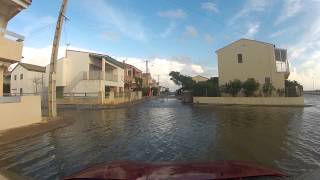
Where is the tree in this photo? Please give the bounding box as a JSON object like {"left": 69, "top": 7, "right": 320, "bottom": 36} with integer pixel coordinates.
{"left": 33, "top": 77, "right": 43, "bottom": 94}
{"left": 192, "top": 77, "right": 220, "bottom": 97}
{"left": 262, "top": 82, "right": 275, "bottom": 97}
{"left": 169, "top": 71, "right": 195, "bottom": 90}
{"left": 285, "top": 80, "right": 303, "bottom": 97}
{"left": 134, "top": 77, "right": 143, "bottom": 91}
{"left": 224, "top": 79, "right": 242, "bottom": 96}
{"left": 242, "top": 78, "right": 259, "bottom": 97}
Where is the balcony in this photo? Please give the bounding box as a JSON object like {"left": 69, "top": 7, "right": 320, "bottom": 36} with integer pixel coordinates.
{"left": 87, "top": 71, "right": 118, "bottom": 82}
{"left": 105, "top": 72, "right": 118, "bottom": 82}
{"left": 0, "top": 29, "right": 24, "bottom": 63}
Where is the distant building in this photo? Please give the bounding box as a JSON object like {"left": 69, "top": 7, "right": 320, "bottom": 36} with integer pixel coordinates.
{"left": 192, "top": 75, "right": 209, "bottom": 83}
{"left": 124, "top": 63, "right": 142, "bottom": 91}
{"left": 11, "top": 63, "right": 46, "bottom": 94}
{"left": 142, "top": 73, "right": 152, "bottom": 88}
{"left": 45, "top": 50, "right": 125, "bottom": 96}
{"left": 216, "top": 39, "right": 290, "bottom": 90}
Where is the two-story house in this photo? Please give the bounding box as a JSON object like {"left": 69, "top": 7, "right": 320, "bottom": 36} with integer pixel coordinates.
{"left": 46, "top": 50, "right": 125, "bottom": 97}
{"left": 192, "top": 75, "right": 209, "bottom": 83}
{"left": 124, "top": 63, "right": 142, "bottom": 91}
{"left": 216, "top": 39, "right": 289, "bottom": 91}
{"left": 10, "top": 63, "right": 46, "bottom": 95}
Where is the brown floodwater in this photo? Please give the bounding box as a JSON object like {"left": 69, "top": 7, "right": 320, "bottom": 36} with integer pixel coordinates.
{"left": 0, "top": 95, "right": 319, "bottom": 179}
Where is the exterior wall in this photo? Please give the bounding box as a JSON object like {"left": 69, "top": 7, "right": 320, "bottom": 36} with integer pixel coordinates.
{"left": 192, "top": 76, "right": 209, "bottom": 83}
{"left": 72, "top": 80, "right": 100, "bottom": 93}
{"left": 193, "top": 96, "right": 304, "bottom": 106}
{"left": 46, "top": 50, "right": 124, "bottom": 94}
{"left": 10, "top": 65, "right": 45, "bottom": 94}
{"left": 217, "top": 39, "right": 286, "bottom": 90}
{"left": 0, "top": 96, "right": 42, "bottom": 131}
{"left": 0, "top": 35, "right": 23, "bottom": 62}
{"left": 58, "top": 91, "right": 142, "bottom": 105}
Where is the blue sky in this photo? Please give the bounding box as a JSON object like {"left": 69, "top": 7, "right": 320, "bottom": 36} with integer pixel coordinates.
{"left": 7, "top": 0, "right": 320, "bottom": 90}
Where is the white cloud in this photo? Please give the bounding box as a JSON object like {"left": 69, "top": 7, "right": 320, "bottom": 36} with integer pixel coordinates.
{"left": 101, "top": 31, "right": 121, "bottom": 42}
{"left": 79, "top": 0, "right": 147, "bottom": 42}
{"left": 275, "top": 0, "right": 303, "bottom": 25}
{"left": 269, "top": 29, "right": 287, "bottom": 38}
{"left": 157, "top": 9, "right": 187, "bottom": 19}
{"left": 184, "top": 25, "right": 198, "bottom": 38}
{"left": 244, "top": 22, "right": 260, "bottom": 38}
{"left": 160, "top": 22, "right": 176, "bottom": 38}
{"left": 118, "top": 56, "right": 211, "bottom": 90}
{"left": 229, "top": 0, "right": 269, "bottom": 25}
{"left": 201, "top": 2, "right": 219, "bottom": 13}
{"left": 284, "top": 2, "right": 320, "bottom": 90}
{"left": 204, "top": 34, "right": 214, "bottom": 44}
{"left": 191, "top": 64, "right": 204, "bottom": 73}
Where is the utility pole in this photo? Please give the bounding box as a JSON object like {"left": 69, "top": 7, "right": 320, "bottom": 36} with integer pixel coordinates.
{"left": 145, "top": 60, "right": 149, "bottom": 74}
{"left": 48, "top": 0, "right": 68, "bottom": 117}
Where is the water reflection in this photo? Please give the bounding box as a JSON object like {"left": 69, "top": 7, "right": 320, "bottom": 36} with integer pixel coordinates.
{"left": 0, "top": 95, "right": 319, "bottom": 179}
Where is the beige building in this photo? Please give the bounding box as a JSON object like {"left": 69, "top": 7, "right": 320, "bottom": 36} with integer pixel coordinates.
{"left": 0, "top": 0, "right": 42, "bottom": 131}
{"left": 10, "top": 63, "right": 46, "bottom": 95}
{"left": 216, "top": 39, "right": 289, "bottom": 90}
{"left": 0, "top": 0, "right": 31, "bottom": 96}
{"left": 45, "top": 50, "right": 125, "bottom": 97}
{"left": 124, "top": 63, "right": 142, "bottom": 91}
{"left": 192, "top": 75, "right": 209, "bottom": 83}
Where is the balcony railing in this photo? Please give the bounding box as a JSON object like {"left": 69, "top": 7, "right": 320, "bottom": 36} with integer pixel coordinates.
{"left": 0, "top": 28, "right": 24, "bottom": 62}
{"left": 88, "top": 71, "right": 118, "bottom": 82}
{"left": 276, "top": 61, "right": 289, "bottom": 73}
{"left": 105, "top": 72, "right": 118, "bottom": 82}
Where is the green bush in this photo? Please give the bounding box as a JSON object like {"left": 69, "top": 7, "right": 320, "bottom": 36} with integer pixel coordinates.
{"left": 242, "top": 78, "right": 259, "bottom": 97}
{"left": 192, "top": 77, "right": 219, "bottom": 97}
{"left": 262, "top": 82, "right": 275, "bottom": 97}
{"left": 224, "top": 79, "right": 242, "bottom": 96}
{"left": 142, "top": 87, "right": 149, "bottom": 96}
{"left": 285, "top": 80, "right": 303, "bottom": 97}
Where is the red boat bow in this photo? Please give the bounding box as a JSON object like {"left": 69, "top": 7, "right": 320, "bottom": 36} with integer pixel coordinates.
{"left": 64, "top": 161, "right": 286, "bottom": 180}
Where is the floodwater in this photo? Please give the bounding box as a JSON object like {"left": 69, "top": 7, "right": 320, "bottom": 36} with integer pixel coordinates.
{"left": 0, "top": 95, "right": 320, "bottom": 179}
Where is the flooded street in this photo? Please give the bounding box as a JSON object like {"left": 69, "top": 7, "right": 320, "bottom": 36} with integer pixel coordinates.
{"left": 0, "top": 95, "right": 320, "bottom": 179}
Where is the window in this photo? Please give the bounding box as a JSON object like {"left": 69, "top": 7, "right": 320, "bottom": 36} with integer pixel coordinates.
{"left": 265, "top": 77, "right": 271, "bottom": 84}
{"left": 275, "top": 49, "right": 287, "bottom": 62}
{"left": 19, "top": 88, "right": 23, "bottom": 95}
{"left": 20, "top": 74, "right": 23, "bottom": 80}
{"left": 128, "top": 70, "right": 132, "bottom": 76}
{"left": 237, "top": 54, "right": 243, "bottom": 63}
{"left": 14, "top": 75, "right": 17, "bottom": 80}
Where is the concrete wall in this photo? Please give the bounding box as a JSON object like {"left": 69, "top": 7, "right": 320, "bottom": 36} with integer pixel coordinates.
{"left": 0, "top": 96, "right": 42, "bottom": 131}
{"left": 193, "top": 96, "right": 305, "bottom": 106}
{"left": 11, "top": 65, "right": 45, "bottom": 94}
{"left": 58, "top": 91, "right": 142, "bottom": 105}
{"left": 216, "top": 39, "right": 286, "bottom": 90}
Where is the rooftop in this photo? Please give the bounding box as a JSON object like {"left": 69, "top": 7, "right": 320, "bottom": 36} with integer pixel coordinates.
{"left": 12, "top": 62, "right": 46, "bottom": 73}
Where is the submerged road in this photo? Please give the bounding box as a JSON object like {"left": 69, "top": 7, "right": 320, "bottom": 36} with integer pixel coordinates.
{"left": 0, "top": 95, "right": 319, "bottom": 179}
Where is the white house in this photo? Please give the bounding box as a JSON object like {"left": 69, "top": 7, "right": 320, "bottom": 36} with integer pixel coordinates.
{"left": 10, "top": 63, "right": 46, "bottom": 95}
{"left": 46, "top": 50, "right": 125, "bottom": 97}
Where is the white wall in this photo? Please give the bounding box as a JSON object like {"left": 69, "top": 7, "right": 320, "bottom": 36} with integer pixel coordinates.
{"left": 11, "top": 65, "right": 45, "bottom": 94}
